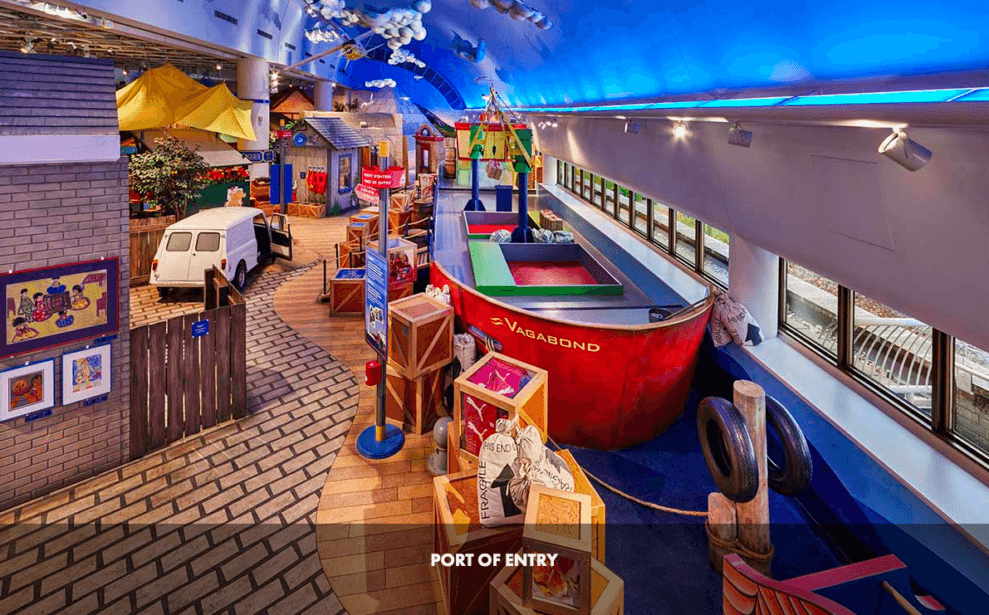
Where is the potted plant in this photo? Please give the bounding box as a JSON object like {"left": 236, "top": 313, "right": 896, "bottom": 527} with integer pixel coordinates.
{"left": 129, "top": 134, "right": 210, "bottom": 220}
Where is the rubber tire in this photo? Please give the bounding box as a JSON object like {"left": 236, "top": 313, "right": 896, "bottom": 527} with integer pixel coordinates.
{"left": 697, "top": 397, "right": 759, "bottom": 503}
{"left": 766, "top": 396, "right": 813, "bottom": 495}
{"left": 234, "top": 262, "right": 248, "bottom": 292}
{"left": 157, "top": 287, "right": 170, "bottom": 299}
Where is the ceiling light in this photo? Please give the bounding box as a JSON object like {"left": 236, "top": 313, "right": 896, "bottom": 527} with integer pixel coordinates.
{"left": 879, "top": 130, "right": 931, "bottom": 172}
{"left": 728, "top": 122, "right": 752, "bottom": 148}
{"left": 216, "top": 63, "right": 223, "bottom": 72}
{"left": 673, "top": 122, "right": 687, "bottom": 139}
{"left": 121, "top": 68, "right": 128, "bottom": 76}
{"left": 624, "top": 120, "right": 640, "bottom": 134}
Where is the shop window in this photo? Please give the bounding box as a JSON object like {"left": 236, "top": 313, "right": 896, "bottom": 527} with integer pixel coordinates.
{"left": 780, "top": 261, "right": 839, "bottom": 357}
{"left": 703, "top": 224, "right": 729, "bottom": 288}
{"left": 851, "top": 293, "right": 933, "bottom": 417}
{"left": 339, "top": 155, "right": 353, "bottom": 192}
{"left": 652, "top": 201, "right": 670, "bottom": 250}
{"left": 632, "top": 192, "right": 647, "bottom": 236}
{"left": 954, "top": 337, "right": 989, "bottom": 455}
{"left": 166, "top": 232, "right": 192, "bottom": 252}
{"left": 195, "top": 232, "right": 221, "bottom": 252}
{"left": 674, "top": 213, "right": 698, "bottom": 268}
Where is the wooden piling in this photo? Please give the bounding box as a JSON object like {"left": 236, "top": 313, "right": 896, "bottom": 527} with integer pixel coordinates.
{"left": 707, "top": 492, "right": 737, "bottom": 574}
{"left": 734, "top": 380, "right": 774, "bottom": 575}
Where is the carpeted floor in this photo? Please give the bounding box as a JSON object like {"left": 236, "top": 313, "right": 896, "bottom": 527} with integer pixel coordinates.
{"left": 560, "top": 390, "right": 842, "bottom": 615}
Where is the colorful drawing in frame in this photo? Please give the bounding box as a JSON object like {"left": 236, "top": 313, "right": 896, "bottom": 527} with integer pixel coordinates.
{"left": 61, "top": 344, "right": 112, "bottom": 405}
{"left": 1, "top": 258, "right": 119, "bottom": 359}
{"left": 0, "top": 359, "right": 55, "bottom": 422}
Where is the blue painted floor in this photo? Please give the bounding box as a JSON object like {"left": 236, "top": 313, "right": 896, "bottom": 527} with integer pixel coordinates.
{"left": 559, "top": 390, "right": 843, "bottom": 615}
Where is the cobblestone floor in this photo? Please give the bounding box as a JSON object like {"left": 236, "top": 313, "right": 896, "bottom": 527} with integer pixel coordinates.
{"left": 0, "top": 261, "right": 359, "bottom": 615}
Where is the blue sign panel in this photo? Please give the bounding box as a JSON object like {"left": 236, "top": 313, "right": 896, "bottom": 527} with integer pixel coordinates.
{"left": 25, "top": 409, "right": 52, "bottom": 423}
{"left": 263, "top": 150, "right": 275, "bottom": 162}
{"left": 293, "top": 132, "right": 308, "bottom": 147}
{"left": 243, "top": 150, "right": 272, "bottom": 163}
{"left": 365, "top": 249, "right": 389, "bottom": 357}
{"left": 191, "top": 320, "right": 209, "bottom": 338}
{"left": 83, "top": 394, "right": 109, "bottom": 407}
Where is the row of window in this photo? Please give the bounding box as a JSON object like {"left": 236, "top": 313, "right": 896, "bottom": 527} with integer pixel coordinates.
{"left": 781, "top": 262, "right": 989, "bottom": 462}
{"left": 555, "top": 158, "right": 989, "bottom": 468}
{"left": 555, "top": 160, "right": 730, "bottom": 287}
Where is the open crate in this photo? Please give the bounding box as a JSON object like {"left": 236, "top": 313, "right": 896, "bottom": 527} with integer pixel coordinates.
{"left": 490, "top": 550, "right": 624, "bottom": 615}
{"left": 556, "top": 450, "right": 607, "bottom": 564}
{"left": 454, "top": 352, "right": 548, "bottom": 461}
{"left": 433, "top": 470, "right": 523, "bottom": 615}
{"left": 388, "top": 293, "right": 453, "bottom": 379}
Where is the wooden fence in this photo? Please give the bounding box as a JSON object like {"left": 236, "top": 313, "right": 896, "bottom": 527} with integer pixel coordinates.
{"left": 129, "top": 268, "right": 247, "bottom": 459}
{"left": 129, "top": 217, "right": 174, "bottom": 286}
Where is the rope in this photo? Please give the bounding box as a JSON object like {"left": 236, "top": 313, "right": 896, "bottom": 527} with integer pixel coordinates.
{"left": 546, "top": 436, "right": 707, "bottom": 518}
{"left": 706, "top": 521, "right": 775, "bottom": 564}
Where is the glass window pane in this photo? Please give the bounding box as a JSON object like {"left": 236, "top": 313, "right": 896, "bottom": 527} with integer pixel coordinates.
{"left": 954, "top": 337, "right": 989, "bottom": 454}
{"left": 166, "top": 232, "right": 192, "bottom": 252}
{"left": 631, "top": 191, "right": 647, "bottom": 235}
{"left": 675, "top": 213, "right": 697, "bottom": 267}
{"left": 703, "top": 224, "right": 729, "bottom": 287}
{"left": 583, "top": 172, "right": 592, "bottom": 200}
{"left": 592, "top": 177, "right": 603, "bottom": 207}
{"left": 782, "top": 262, "right": 839, "bottom": 354}
{"left": 652, "top": 201, "right": 670, "bottom": 249}
{"left": 195, "top": 232, "right": 221, "bottom": 252}
{"left": 851, "top": 294, "right": 933, "bottom": 417}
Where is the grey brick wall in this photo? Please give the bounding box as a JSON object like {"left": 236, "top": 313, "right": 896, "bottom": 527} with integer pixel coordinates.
{"left": 0, "top": 159, "right": 130, "bottom": 511}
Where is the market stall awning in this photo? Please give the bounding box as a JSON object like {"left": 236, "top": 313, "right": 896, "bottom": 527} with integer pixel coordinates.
{"left": 173, "top": 84, "right": 256, "bottom": 142}
{"left": 140, "top": 129, "right": 246, "bottom": 168}
{"left": 116, "top": 64, "right": 206, "bottom": 131}
{"left": 116, "top": 64, "right": 255, "bottom": 140}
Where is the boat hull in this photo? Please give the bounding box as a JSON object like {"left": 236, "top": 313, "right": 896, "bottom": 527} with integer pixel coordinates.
{"left": 432, "top": 262, "right": 712, "bottom": 449}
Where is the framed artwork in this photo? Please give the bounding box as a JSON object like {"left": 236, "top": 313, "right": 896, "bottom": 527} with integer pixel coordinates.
{"left": 61, "top": 344, "right": 112, "bottom": 405}
{"left": 1, "top": 258, "right": 119, "bottom": 359}
{"left": 0, "top": 359, "right": 55, "bottom": 422}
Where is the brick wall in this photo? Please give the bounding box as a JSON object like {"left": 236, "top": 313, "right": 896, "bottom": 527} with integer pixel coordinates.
{"left": 0, "top": 159, "right": 130, "bottom": 511}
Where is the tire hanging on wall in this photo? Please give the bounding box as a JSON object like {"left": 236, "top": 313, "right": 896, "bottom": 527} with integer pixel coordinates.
{"left": 765, "top": 396, "right": 813, "bottom": 495}
{"left": 697, "top": 397, "right": 759, "bottom": 503}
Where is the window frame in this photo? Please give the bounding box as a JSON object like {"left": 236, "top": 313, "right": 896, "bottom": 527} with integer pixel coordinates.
{"left": 165, "top": 232, "right": 193, "bottom": 252}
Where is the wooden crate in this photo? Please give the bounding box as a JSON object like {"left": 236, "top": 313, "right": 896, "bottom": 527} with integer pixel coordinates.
{"left": 338, "top": 240, "right": 365, "bottom": 268}
{"left": 490, "top": 551, "right": 624, "bottom": 615}
{"left": 349, "top": 212, "right": 379, "bottom": 237}
{"left": 454, "top": 352, "right": 548, "bottom": 460}
{"left": 522, "top": 485, "right": 594, "bottom": 615}
{"left": 388, "top": 293, "right": 454, "bottom": 379}
{"left": 347, "top": 222, "right": 369, "bottom": 243}
{"left": 540, "top": 210, "right": 564, "bottom": 231}
{"left": 389, "top": 282, "right": 413, "bottom": 302}
{"left": 329, "top": 268, "right": 364, "bottom": 316}
{"left": 367, "top": 236, "right": 418, "bottom": 286}
{"left": 385, "top": 362, "right": 443, "bottom": 434}
{"left": 557, "top": 450, "right": 607, "bottom": 564}
{"left": 433, "top": 470, "right": 523, "bottom": 615}
{"left": 407, "top": 228, "right": 430, "bottom": 249}
{"left": 448, "top": 421, "right": 478, "bottom": 474}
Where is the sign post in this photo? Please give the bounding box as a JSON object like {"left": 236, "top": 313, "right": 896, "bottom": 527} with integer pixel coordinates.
{"left": 357, "top": 140, "right": 405, "bottom": 460}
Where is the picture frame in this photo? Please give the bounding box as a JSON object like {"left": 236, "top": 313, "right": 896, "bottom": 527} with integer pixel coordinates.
{"left": 61, "top": 344, "right": 112, "bottom": 405}
{"left": 1, "top": 258, "right": 119, "bottom": 359}
{"left": 0, "top": 359, "right": 55, "bottom": 422}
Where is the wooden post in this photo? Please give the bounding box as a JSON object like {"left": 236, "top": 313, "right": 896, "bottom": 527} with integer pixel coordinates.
{"left": 707, "top": 492, "right": 737, "bottom": 575}
{"left": 734, "top": 380, "right": 773, "bottom": 575}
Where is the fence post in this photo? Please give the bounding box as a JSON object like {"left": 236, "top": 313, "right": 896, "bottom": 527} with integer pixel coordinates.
{"left": 205, "top": 267, "right": 217, "bottom": 310}
{"left": 230, "top": 303, "right": 248, "bottom": 418}
{"left": 129, "top": 326, "right": 149, "bottom": 459}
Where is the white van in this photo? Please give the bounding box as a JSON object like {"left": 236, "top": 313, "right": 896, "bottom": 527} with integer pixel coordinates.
{"left": 151, "top": 208, "right": 293, "bottom": 296}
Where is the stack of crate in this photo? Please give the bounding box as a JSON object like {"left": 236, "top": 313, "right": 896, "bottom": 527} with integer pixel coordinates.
{"left": 385, "top": 293, "right": 454, "bottom": 434}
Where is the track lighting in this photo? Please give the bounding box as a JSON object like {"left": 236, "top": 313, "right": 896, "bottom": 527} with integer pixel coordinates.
{"left": 673, "top": 122, "right": 687, "bottom": 139}
{"left": 879, "top": 130, "right": 931, "bottom": 171}
{"left": 728, "top": 122, "right": 752, "bottom": 148}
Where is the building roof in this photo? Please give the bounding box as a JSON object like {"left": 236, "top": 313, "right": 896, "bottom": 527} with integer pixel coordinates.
{"left": 304, "top": 118, "right": 371, "bottom": 150}
{"left": 166, "top": 207, "right": 261, "bottom": 231}
{"left": 142, "top": 128, "right": 246, "bottom": 168}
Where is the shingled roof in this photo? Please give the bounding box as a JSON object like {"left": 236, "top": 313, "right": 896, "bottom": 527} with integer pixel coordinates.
{"left": 304, "top": 117, "right": 371, "bottom": 150}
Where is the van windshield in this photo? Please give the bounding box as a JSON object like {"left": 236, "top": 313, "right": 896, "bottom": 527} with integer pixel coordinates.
{"left": 166, "top": 232, "right": 192, "bottom": 252}
{"left": 196, "top": 232, "right": 221, "bottom": 252}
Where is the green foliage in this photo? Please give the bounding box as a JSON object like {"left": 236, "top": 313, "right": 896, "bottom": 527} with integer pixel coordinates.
{"left": 130, "top": 134, "right": 210, "bottom": 220}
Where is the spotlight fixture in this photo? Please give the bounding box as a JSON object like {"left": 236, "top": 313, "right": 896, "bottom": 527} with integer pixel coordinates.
{"left": 673, "top": 122, "right": 687, "bottom": 139}
{"left": 624, "top": 120, "right": 640, "bottom": 134}
{"left": 879, "top": 130, "right": 931, "bottom": 171}
{"left": 728, "top": 122, "right": 752, "bottom": 148}
{"left": 121, "top": 68, "right": 128, "bottom": 76}
{"left": 216, "top": 62, "right": 223, "bottom": 72}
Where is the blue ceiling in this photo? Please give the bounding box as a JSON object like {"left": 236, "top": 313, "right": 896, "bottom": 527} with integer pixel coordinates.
{"left": 71, "top": 1, "right": 989, "bottom": 112}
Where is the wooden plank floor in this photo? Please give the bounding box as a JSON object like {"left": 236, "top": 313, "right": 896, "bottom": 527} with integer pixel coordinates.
{"left": 273, "top": 216, "right": 443, "bottom": 615}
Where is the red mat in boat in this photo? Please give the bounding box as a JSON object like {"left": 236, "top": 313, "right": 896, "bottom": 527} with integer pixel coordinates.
{"left": 509, "top": 262, "right": 598, "bottom": 286}
{"left": 468, "top": 224, "right": 516, "bottom": 235}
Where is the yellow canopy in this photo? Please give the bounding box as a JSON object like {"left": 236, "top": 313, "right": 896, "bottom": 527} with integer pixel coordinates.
{"left": 116, "top": 64, "right": 206, "bottom": 131}
{"left": 173, "top": 84, "right": 256, "bottom": 142}
{"left": 116, "top": 64, "right": 256, "bottom": 141}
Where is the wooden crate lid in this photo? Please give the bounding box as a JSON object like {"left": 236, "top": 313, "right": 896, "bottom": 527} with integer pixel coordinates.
{"left": 368, "top": 235, "right": 417, "bottom": 252}
{"left": 523, "top": 484, "right": 593, "bottom": 553}
{"left": 390, "top": 293, "right": 452, "bottom": 322}
{"left": 333, "top": 268, "right": 365, "bottom": 280}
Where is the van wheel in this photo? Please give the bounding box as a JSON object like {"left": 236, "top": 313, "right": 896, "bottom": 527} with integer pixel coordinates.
{"left": 234, "top": 262, "right": 248, "bottom": 291}
{"left": 157, "top": 287, "right": 170, "bottom": 299}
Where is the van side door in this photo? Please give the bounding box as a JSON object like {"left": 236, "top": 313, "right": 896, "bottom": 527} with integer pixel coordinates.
{"left": 269, "top": 214, "right": 293, "bottom": 261}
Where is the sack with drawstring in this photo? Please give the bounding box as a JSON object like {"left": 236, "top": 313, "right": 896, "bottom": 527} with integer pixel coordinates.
{"left": 711, "top": 293, "right": 763, "bottom": 347}
{"left": 477, "top": 420, "right": 574, "bottom": 527}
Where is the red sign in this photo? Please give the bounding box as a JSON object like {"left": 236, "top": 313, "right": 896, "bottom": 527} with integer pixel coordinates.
{"left": 362, "top": 166, "right": 392, "bottom": 188}
{"left": 276, "top": 130, "right": 292, "bottom": 139}
{"left": 355, "top": 183, "right": 379, "bottom": 203}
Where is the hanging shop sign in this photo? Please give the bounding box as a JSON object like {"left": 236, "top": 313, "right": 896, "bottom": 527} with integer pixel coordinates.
{"left": 362, "top": 166, "right": 393, "bottom": 189}
{"left": 293, "top": 132, "right": 308, "bottom": 147}
{"left": 243, "top": 150, "right": 274, "bottom": 163}
{"left": 355, "top": 183, "right": 379, "bottom": 204}
{"left": 276, "top": 129, "right": 293, "bottom": 140}
{"left": 364, "top": 249, "right": 389, "bottom": 357}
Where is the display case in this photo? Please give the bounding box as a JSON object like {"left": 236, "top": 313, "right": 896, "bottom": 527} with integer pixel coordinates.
{"left": 522, "top": 485, "right": 594, "bottom": 615}
{"left": 454, "top": 352, "right": 548, "bottom": 461}
{"left": 329, "top": 268, "right": 364, "bottom": 316}
{"left": 367, "top": 236, "right": 417, "bottom": 286}
{"left": 490, "top": 550, "right": 624, "bottom": 615}
{"left": 433, "top": 470, "right": 523, "bottom": 615}
{"left": 385, "top": 360, "right": 443, "bottom": 435}
{"left": 387, "top": 293, "right": 454, "bottom": 379}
